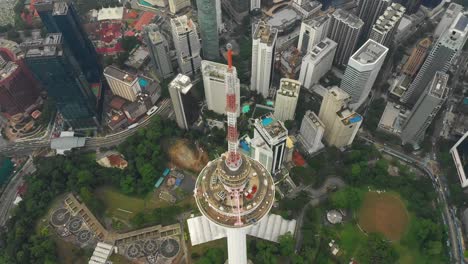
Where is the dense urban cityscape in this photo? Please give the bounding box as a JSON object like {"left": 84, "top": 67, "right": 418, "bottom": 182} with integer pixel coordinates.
{"left": 0, "top": 0, "right": 467, "bottom": 263}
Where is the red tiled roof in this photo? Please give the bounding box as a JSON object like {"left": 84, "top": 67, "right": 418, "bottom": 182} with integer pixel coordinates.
{"left": 110, "top": 97, "right": 127, "bottom": 110}
{"left": 133, "top": 12, "right": 155, "bottom": 31}
{"left": 107, "top": 154, "right": 128, "bottom": 168}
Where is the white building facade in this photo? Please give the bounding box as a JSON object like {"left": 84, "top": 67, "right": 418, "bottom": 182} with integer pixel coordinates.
{"left": 171, "top": 16, "right": 202, "bottom": 76}
{"left": 274, "top": 78, "right": 301, "bottom": 121}
{"left": 168, "top": 0, "right": 191, "bottom": 14}
{"left": 299, "top": 38, "right": 337, "bottom": 90}
{"left": 297, "top": 15, "right": 330, "bottom": 54}
{"left": 104, "top": 66, "right": 141, "bottom": 102}
{"left": 298, "top": 110, "right": 325, "bottom": 154}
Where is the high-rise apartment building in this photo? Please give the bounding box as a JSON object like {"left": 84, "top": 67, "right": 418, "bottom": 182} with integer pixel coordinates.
{"left": 298, "top": 110, "right": 325, "bottom": 154}
{"left": 401, "top": 72, "right": 449, "bottom": 147}
{"left": 357, "top": 0, "right": 390, "bottom": 37}
{"left": 196, "top": 0, "right": 220, "bottom": 60}
{"left": 35, "top": 0, "right": 101, "bottom": 83}
{"left": 201, "top": 60, "right": 240, "bottom": 115}
{"left": 0, "top": 39, "right": 41, "bottom": 117}
{"left": 401, "top": 38, "right": 431, "bottom": 77}
{"left": 168, "top": 74, "right": 199, "bottom": 130}
{"left": 369, "top": 3, "right": 406, "bottom": 47}
{"left": 22, "top": 34, "right": 99, "bottom": 129}
{"left": 401, "top": 14, "right": 468, "bottom": 104}
{"left": 319, "top": 87, "right": 362, "bottom": 148}
{"left": 104, "top": 66, "right": 143, "bottom": 102}
{"left": 143, "top": 24, "right": 174, "bottom": 79}
{"left": 328, "top": 9, "right": 364, "bottom": 66}
{"left": 170, "top": 15, "right": 202, "bottom": 76}
{"left": 251, "top": 113, "right": 288, "bottom": 174}
{"left": 299, "top": 38, "right": 337, "bottom": 90}
{"left": 168, "top": 0, "right": 191, "bottom": 14}
{"left": 297, "top": 15, "right": 330, "bottom": 54}
{"left": 274, "top": 78, "right": 301, "bottom": 121}
{"left": 251, "top": 22, "right": 278, "bottom": 98}
{"left": 340, "top": 39, "right": 388, "bottom": 110}
{"left": 434, "top": 3, "right": 464, "bottom": 40}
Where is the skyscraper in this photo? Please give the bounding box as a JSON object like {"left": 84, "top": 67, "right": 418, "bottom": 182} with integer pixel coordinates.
{"left": 168, "top": 0, "right": 191, "bottom": 14}
{"left": 168, "top": 74, "right": 199, "bottom": 130}
{"left": 196, "top": 0, "right": 220, "bottom": 60}
{"left": 104, "top": 66, "right": 142, "bottom": 102}
{"left": 201, "top": 60, "right": 240, "bottom": 115}
{"left": 251, "top": 22, "right": 278, "bottom": 98}
{"left": 0, "top": 39, "right": 41, "bottom": 117}
{"left": 340, "top": 39, "right": 388, "bottom": 110}
{"left": 369, "top": 3, "right": 406, "bottom": 47}
{"left": 170, "top": 15, "right": 202, "bottom": 76}
{"left": 35, "top": 0, "right": 101, "bottom": 83}
{"left": 298, "top": 110, "right": 325, "bottom": 154}
{"left": 434, "top": 3, "right": 464, "bottom": 40}
{"left": 22, "top": 34, "right": 99, "bottom": 129}
{"left": 297, "top": 15, "right": 330, "bottom": 54}
{"left": 143, "top": 24, "right": 174, "bottom": 79}
{"left": 328, "top": 9, "right": 364, "bottom": 66}
{"left": 401, "top": 72, "right": 449, "bottom": 147}
{"left": 274, "top": 78, "right": 301, "bottom": 122}
{"left": 401, "top": 13, "right": 468, "bottom": 104}
{"left": 357, "top": 0, "right": 391, "bottom": 38}
{"left": 319, "top": 87, "right": 362, "bottom": 148}
{"left": 299, "top": 38, "right": 337, "bottom": 90}
{"left": 401, "top": 38, "right": 431, "bottom": 77}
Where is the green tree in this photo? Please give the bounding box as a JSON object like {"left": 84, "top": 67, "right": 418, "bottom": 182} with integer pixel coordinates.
{"left": 278, "top": 232, "right": 295, "bottom": 256}
{"left": 358, "top": 233, "right": 398, "bottom": 264}
{"left": 330, "top": 187, "right": 362, "bottom": 210}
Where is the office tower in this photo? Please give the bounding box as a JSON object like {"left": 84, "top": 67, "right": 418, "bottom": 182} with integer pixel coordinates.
{"left": 434, "top": 3, "right": 464, "bottom": 40}
{"left": 299, "top": 38, "right": 337, "bottom": 90}
{"left": 0, "top": 39, "right": 41, "bottom": 117}
{"left": 144, "top": 24, "right": 174, "bottom": 79}
{"left": 35, "top": 0, "right": 101, "bottom": 83}
{"left": 357, "top": 0, "right": 390, "bottom": 37}
{"left": 402, "top": 14, "right": 468, "bottom": 104}
{"left": 168, "top": 0, "right": 191, "bottom": 14}
{"left": 170, "top": 15, "right": 202, "bottom": 76}
{"left": 319, "top": 87, "right": 362, "bottom": 148}
{"left": 104, "top": 66, "right": 143, "bottom": 102}
{"left": 251, "top": 22, "right": 278, "bottom": 98}
{"left": 341, "top": 39, "right": 388, "bottom": 110}
{"left": 168, "top": 74, "right": 199, "bottom": 130}
{"left": 450, "top": 131, "right": 468, "bottom": 188}
{"left": 216, "top": 0, "right": 223, "bottom": 33}
{"left": 297, "top": 15, "right": 330, "bottom": 54}
{"left": 369, "top": 3, "right": 406, "bottom": 47}
{"left": 201, "top": 60, "right": 240, "bottom": 115}
{"left": 274, "top": 78, "right": 301, "bottom": 121}
{"left": 222, "top": 0, "right": 249, "bottom": 24}
{"left": 328, "top": 9, "right": 364, "bottom": 66}
{"left": 196, "top": 0, "right": 220, "bottom": 60}
{"left": 298, "top": 110, "right": 325, "bottom": 154}
{"left": 401, "top": 38, "right": 431, "bottom": 77}
{"left": 189, "top": 48, "right": 294, "bottom": 264}
{"left": 401, "top": 72, "right": 448, "bottom": 147}
{"left": 22, "top": 34, "right": 99, "bottom": 129}
{"left": 251, "top": 113, "right": 288, "bottom": 174}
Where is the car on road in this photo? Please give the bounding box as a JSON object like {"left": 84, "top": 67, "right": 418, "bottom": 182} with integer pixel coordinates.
{"left": 146, "top": 106, "right": 159, "bottom": 116}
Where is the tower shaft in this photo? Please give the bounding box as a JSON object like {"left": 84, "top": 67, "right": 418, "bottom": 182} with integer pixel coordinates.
{"left": 225, "top": 46, "right": 241, "bottom": 170}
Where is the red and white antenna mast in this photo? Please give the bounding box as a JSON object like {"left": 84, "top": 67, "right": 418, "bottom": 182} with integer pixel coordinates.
{"left": 225, "top": 44, "right": 241, "bottom": 171}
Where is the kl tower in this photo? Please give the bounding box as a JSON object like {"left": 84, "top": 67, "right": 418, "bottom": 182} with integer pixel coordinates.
{"left": 193, "top": 45, "right": 276, "bottom": 264}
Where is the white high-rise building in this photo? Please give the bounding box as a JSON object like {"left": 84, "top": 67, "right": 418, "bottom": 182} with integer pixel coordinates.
{"left": 297, "top": 15, "right": 330, "bottom": 54}
{"left": 168, "top": 74, "right": 199, "bottom": 130}
{"left": 168, "top": 0, "right": 191, "bottom": 14}
{"left": 144, "top": 24, "right": 174, "bottom": 79}
{"left": 251, "top": 0, "right": 260, "bottom": 11}
{"left": 319, "top": 87, "right": 362, "bottom": 148}
{"left": 299, "top": 38, "right": 337, "bottom": 90}
{"left": 298, "top": 110, "right": 325, "bottom": 154}
{"left": 201, "top": 60, "right": 240, "bottom": 115}
{"left": 104, "top": 66, "right": 141, "bottom": 102}
{"left": 434, "top": 3, "right": 464, "bottom": 40}
{"left": 251, "top": 113, "right": 288, "bottom": 174}
{"left": 274, "top": 78, "right": 301, "bottom": 121}
{"left": 251, "top": 22, "right": 278, "bottom": 98}
{"left": 401, "top": 72, "right": 449, "bottom": 147}
{"left": 340, "top": 39, "right": 388, "bottom": 110}
{"left": 369, "top": 3, "right": 405, "bottom": 47}
{"left": 170, "top": 16, "right": 202, "bottom": 76}
{"left": 357, "top": 0, "right": 391, "bottom": 37}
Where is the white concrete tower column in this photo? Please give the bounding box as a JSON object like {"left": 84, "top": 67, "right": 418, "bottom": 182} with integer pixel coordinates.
{"left": 226, "top": 228, "right": 248, "bottom": 264}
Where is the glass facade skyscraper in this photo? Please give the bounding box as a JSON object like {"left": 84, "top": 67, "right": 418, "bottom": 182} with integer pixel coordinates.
{"left": 196, "top": 0, "right": 220, "bottom": 60}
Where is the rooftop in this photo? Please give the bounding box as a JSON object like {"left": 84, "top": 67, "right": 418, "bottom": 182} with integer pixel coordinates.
{"left": 352, "top": 39, "right": 388, "bottom": 64}
{"left": 373, "top": 4, "right": 405, "bottom": 32}
{"left": 97, "top": 6, "right": 124, "bottom": 21}
{"left": 303, "top": 14, "right": 330, "bottom": 28}
{"left": 253, "top": 21, "right": 278, "bottom": 46}
{"left": 255, "top": 113, "right": 288, "bottom": 139}
{"left": 145, "top": 25, "right": 165, "bottom": 45}
{"left": 170, "top": 74, "right": 192, "bottom": 94}
{"left": 337, "top": 108, "right": 362, "bottom": 125}
{"left": 0, "top": 61, "right": 19, "bottom": 82}
{"left": 332, "top": 9, "right": 363, "bottom": 29}
{"left": 309, "top": 38, "right": 337, "bottom": 61}
{"left": 440, "top": 13, "right": 468, "bottom": 49}
{"left": 428, "top": 72, "right": 449, "bottom": 99}
{"left": 171, "top": 15, "right": 196, "bottom": 34}
{"left": 104, "top": 66, "right": 137, "bottom": 84}
{"left": 278, "top": 78, "right": 300, "bottom": 96}
{"left": 378, "top": 102, "right": 405, "bottom": 133}
{"left": 305, "top": 110, "right": 325, "bottom": 128}
{"left": 266, "top": 7, "right": 300, "bottom": 29}
{"left": 201, "top": 60, "right": 237, "bottom": 81}
{"left": 22, "top": 33, "right": 63, "bottom": 58}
